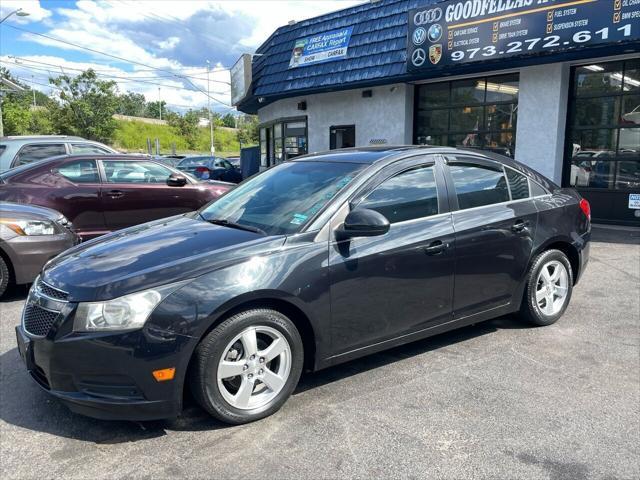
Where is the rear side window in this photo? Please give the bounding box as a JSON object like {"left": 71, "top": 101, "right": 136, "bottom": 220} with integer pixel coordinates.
{"left": 0, "top": 145, "right": 6, "bottom": 157}
{"left": 449, "top": 162, "right": 510, "bottom": 209}
{"left": 530, "top": 181, "right": 549, "bottom": 197}
{"left": 505, "top": 168, "right": 530, "bottom": 200}
{"left": 55, "top": 160, "right": 99, "bottom": 183}
{"left": 71, "top": 143, "right": 112, "bottom": 154}
{"left": 13, "top": 144, "right": 67, "bottom": 167}
{"left": 358, "top": 165, "right": 439, "bottom": 223}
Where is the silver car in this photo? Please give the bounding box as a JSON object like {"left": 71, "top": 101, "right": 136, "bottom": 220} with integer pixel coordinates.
{"left": 0, "top": 135, "right": 118, "bottom": 172}
{"left": 0, "top": 202, "right": 78, "bottom": 297}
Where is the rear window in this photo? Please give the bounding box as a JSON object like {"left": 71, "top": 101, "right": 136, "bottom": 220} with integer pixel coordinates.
{"left": 13, "top": 143, "right": 67, "bottom": 167}
{"left": 179, "top": 157, "right": 213, "bottom": 167}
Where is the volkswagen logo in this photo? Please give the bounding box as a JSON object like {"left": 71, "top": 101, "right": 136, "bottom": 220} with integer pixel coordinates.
{"left": 427, "top": 23, "right": 442, "bottom": 42}
{"left": 412, "top": 27, "right": 427, "bottom": 46}
{"left": 414, "top": 7, "right": 442, "bottom": 26}
{"left": 411, "top": 48, "right": 426, "bottom": 67}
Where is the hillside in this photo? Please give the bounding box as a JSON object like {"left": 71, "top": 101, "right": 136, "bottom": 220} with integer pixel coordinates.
{"left": 112, "top": 119, "right": 240, "bottom": 156}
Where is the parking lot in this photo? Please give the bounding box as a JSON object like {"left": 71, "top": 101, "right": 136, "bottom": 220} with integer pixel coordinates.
{"left": 0, "top": 226, "right": 638, "bottom": 479}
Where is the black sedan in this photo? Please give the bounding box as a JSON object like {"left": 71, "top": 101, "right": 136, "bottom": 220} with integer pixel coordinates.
{"left": 16, "top": 146, "right": 590, "bottom": 424}
{"left": 177, "top": 156, "right": 242, "bottom": 183}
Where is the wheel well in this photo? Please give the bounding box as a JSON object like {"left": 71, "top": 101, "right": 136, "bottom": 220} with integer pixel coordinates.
{"left": 543, "top": 241, "right": 580, "bottom": 284}
{"left": 186, "top": 298, "right": 317, "bottom": 380}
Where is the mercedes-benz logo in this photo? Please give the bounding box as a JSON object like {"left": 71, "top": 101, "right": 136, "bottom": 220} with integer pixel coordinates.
{"left": 411, "top": 48, "right": 426, "bottom": 67}
{"left": 412, "top": 27, "right": 427, "bottom": 45}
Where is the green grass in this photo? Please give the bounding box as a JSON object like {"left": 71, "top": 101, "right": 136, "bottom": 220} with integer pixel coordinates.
{"left": 112, "top": 119, "right": 240, "bottom": 156}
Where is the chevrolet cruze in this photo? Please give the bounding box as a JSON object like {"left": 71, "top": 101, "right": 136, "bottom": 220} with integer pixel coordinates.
{"left": 16, "top": 147, "right": 590, "bottom": 425}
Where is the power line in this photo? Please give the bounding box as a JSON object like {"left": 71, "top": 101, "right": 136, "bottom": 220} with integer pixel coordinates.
{"left": 4, "top": 23, "right": 232, "bottom": 106}
{"left": 3, "top": 58, "right": 230, "bottom": 95}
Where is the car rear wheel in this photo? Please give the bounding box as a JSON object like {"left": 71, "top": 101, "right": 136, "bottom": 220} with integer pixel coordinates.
{"left": 0, "top": 256, "right": 9, "bottom": 298}
{"left": 190, "top": 309, "right": 304, "bottom": 425}
{"left": 519, "top": 249, "right": 573, "bottom": 326}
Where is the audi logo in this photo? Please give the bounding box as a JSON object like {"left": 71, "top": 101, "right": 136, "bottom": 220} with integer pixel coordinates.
{"left": 414, "top": 7, "right": 443, "bottom": 26}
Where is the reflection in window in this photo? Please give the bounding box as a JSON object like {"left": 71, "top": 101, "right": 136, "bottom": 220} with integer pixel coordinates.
{"left": 55, "top": 160, "right": 99, "bottom": 183}
{"left": 359, "top": 165, "right": 438, "bottom": 223}
{"left": 567, "top": 59, "right": 640, "bottom": 190}
{"left": 415, "top": 74, "right": 518, "bottom": 157}
{"left": 450, "top": 162, "right": 510, "bottom": 209}
{"left": 505, "top": 168, "right": 530, "bottom": 200}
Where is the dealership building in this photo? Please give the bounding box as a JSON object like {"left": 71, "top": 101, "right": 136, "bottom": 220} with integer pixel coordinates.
{"left": 233, "top": 0, "right": 640, "bottom": 225}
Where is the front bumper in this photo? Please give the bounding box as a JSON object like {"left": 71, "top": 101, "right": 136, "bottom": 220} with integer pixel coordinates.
{"left": 15, "top": 321, "right": 194, "bottom": 421}
{"left": 3, "top": 232, "right": 79, "bottom": 285}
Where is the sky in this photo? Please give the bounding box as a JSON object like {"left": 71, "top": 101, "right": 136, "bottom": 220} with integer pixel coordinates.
{"left": 0, "top": 0, "right": 364, "bottom": 114}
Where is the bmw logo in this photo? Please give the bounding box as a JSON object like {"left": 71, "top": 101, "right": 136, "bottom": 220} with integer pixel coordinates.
{"left": 428, "top": 24, "right": 442, "bottom": 43}
{"left": 412, "top": 27, "right": 427, "bottom": 46}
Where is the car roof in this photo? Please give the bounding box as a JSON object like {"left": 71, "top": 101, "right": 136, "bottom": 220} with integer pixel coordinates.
{"left": 0, "top": 135, "right": 86, "bottom": 143}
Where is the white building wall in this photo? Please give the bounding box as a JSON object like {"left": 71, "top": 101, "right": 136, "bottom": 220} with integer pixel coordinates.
{"left": 258, "top": 83, "right": 414, "bottom": 153}
{"left": 515, "top": 63, "right": 570, "bottom": 184}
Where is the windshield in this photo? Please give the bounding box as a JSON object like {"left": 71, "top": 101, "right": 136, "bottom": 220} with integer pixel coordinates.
{"left": 199, "top": 161, "right": 365, "bottom": 236}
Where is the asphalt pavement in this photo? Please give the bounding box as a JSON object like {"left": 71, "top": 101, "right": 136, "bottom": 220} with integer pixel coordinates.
{"left": 1, "top": 226, "right": 638, "bottom": 479}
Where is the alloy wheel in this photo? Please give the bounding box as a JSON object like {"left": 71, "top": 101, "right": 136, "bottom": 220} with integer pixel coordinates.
{"left": 535, "top": 260, "right": 569, "bottom": 316}
{"left": 216, "top": 326, "right": 291, "bottom": 410}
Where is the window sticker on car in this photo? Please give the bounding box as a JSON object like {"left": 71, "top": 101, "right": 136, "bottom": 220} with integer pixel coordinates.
{"left": 290, "top": 213, "right": 308, "bottom": 225}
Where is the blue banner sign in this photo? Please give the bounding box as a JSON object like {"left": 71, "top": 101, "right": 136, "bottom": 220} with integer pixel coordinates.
{"left": 289, "top": 26, "right": 354, "bottom": 68}
{"left": 407, "top": 0, "right": 640, "bottom": 72}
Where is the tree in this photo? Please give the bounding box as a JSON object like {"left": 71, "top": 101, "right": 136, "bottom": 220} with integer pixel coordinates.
{"left": 1, "top": 67, "right": 55, "bottom": 136}
{"left": 221, "top": 113, "right": 236, "bottom": 128}
{"left": 166, "top": 109, "right": 199, "bottom": 149}
{"left": 145, "top": 100, "right": 166, "bottom": 119}
{"left": 50, "top": 69, "right": 119, "bottom": 143}
{"left": 116, "top": 91, "right": 147, "bottom": 117}
{"left": 237, "top": 115, "right": 259, "bottom": 146}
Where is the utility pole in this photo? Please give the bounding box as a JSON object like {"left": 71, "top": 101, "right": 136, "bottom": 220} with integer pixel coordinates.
{"left": 32, "top": 76, "right": 36, "bottom": 107}
{"left": 206, "top": 60, "right": 215, "bottom": 156}
{"left": 158, "top": 87, "right": 162, "bottom": 121}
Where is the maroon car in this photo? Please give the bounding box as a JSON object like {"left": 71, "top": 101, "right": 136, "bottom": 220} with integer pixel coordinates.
{"left": 0, "top": 155, "right": 233, "bottom": 240}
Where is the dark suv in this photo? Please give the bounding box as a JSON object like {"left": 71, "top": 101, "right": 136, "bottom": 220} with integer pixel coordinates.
{"left": 16, "top": 147, "right": 590, "bottom": 425}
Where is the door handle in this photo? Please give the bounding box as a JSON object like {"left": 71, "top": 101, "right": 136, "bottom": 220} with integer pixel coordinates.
{"left": 511, "top": 220, "right": 528, "bottom": 233}
{"left": 424, "top": 240, "right": 448, "bottom": 255}
{"left": 107, "top": 189, "right": 124, "bottom": 199}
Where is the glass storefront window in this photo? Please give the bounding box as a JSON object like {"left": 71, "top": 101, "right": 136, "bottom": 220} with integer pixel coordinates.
{"left": 415, "top": 74, "right": 519, "bottom": 157}
{"left": 567, "top": 59, "right": 640, "bottom": 191}
{"left": 259, "top": 117, "right": 307, "bottom": 167}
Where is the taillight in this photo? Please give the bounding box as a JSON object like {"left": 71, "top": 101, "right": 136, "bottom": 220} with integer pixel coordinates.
{"left": 195, "top": 166, "right": 208, "bottom": 173}
{"left": 579, "top": 198, "right": 591, "bottom": 221}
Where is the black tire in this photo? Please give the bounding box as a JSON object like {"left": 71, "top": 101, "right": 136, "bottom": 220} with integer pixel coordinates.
{"left": 0, "top": 256, "right": 9, "bottom": 298}
{"left": 189, "top": 308, "right": 304, "bottom": 425}
{"left": 519, "top": 249, "right": 574, "bottom": 326}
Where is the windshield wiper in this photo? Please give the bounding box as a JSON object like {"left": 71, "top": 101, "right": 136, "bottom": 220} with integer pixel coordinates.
{"left": 200, "top": 215, "right": 267, "bottom": 236}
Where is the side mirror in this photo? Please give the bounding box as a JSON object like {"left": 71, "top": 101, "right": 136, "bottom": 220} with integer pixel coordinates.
{"left": 167, "top": 174, "right": 187, "bottom": 187}
{"left": 337, "top": 208, "right": 390, "bottom": 239}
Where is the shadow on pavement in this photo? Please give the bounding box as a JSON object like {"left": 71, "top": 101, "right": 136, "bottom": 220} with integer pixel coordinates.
{"left": 591, "top": 225, "right": 640, "bottom": 245}
{"left": 0, "top": 284, "right": 29, "bottom": 303}
{"left": 0, "top": 314, "right": 526, "bottom": 443}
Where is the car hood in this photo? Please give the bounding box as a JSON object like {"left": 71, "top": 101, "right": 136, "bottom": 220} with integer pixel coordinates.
{"left": 41, "top": 214, "right": 286, "bottom": 302}
{"left": 0, "top": 201, "right": 64, "bottom": 222}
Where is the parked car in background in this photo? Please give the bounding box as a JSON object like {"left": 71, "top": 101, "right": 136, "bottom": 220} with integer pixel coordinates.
{"left": 14, "top": 146, "right": 590, "bottom": 424}
{"left": 0, "top": 135, "right": 118, "bottom": 172}
{"left": 0, "top": 202, "right": 78, "bottom": 297}
{"left": 177, "top": 156, "right": 242, "bottom": 183}
{"left": 0, "top": 155, "right": 234, "bottom": 240}
{"left": 151, "top": 154, "right": 186, "bottom": 167}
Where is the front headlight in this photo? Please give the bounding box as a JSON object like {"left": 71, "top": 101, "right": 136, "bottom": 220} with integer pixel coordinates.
{"left": 73, "top": 282, "right": 186, "bottom": 332}
{"left": 0, "top": 219, "right": 56, "bottom": 236}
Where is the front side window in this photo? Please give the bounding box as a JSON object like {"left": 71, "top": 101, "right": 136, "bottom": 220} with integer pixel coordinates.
{"left": 450, "top": 162, "right": 509, "bottom": 210}
{"left": 55, "top": 160, "right": 99, "bottom": 183}
{"left": 200, "top": 161, "right": 365, "bottom": 236}
{"left": 71, "top": 143, "right": 112, "bottom": 154}
{"left": 358, "top": 165, "right": 439, "bottom": 223}
{"left": 14, "top": 143, "right": 66, "bottom": 167}
{"left": 103, "top": 161, "right": 173, "bottom": 184}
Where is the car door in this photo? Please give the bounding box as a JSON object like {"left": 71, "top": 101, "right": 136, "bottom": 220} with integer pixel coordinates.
{"left": 328, "top": 156, "right": 455, "bottom": 355}
{"left": 51, "top": 158, "right": 107, "bottom": 237}
{"left": 443, "top": 155, "right": 538, "bottom": 318}
{"left": 99, "top": 160, "right": 203, "bottom": 230}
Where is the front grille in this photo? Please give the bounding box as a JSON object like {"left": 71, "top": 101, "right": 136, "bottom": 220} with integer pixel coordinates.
{"left": 23, "top": 304, "right": 59, "bottom": 337}
{"left": 38, "top": 281, "right": 69, "bottom": 301}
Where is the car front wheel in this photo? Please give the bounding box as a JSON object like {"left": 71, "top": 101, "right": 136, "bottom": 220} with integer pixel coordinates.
{"left": 519, "top": 249, "right": 574, "bottom": 326}
{"left": 190, "top": 309, "right": 304, "bottom": 425}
